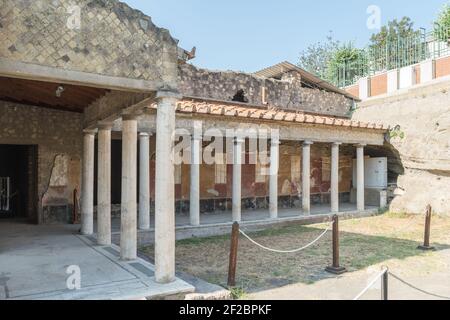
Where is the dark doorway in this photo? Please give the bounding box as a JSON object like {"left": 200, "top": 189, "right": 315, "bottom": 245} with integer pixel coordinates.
{"left": 0, "top": 145, "right": 38, "bottom": 223}
{"left": 93, "top": 139, "right": 123, "bottom": 206}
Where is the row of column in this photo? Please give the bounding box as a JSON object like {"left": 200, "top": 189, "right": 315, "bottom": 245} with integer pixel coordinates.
{"left": 188, "top": 139, "right": 366, "bottom": 225}
{"left": 81, "top": 125, "right": 151, "bottom": 244}
{"left": 80, "top": 93, "right": 179, "bottom": 284}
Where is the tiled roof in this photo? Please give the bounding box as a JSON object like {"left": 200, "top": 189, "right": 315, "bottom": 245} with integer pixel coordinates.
{"left": 151, "top": 100, "right": 389, "bottom": 131}
{"left": 254, "top": 61, "right": 359, "bottom": 100}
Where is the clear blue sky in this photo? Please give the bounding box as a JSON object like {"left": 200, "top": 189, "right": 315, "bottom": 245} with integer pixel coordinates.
{"left": 124, "top": 0, "right": 448, "bottom": 72}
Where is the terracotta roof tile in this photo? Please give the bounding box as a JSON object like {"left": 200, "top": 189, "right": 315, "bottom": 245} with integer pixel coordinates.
{"left": 175, "top": 100, "right": 386, "bottom": 131}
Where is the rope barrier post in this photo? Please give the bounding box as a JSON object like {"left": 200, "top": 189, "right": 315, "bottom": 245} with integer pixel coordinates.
{"left": 382, "top": 270, "right": 389, "bottom": 300}
{"left": 325, "top": 215, "right": 347, "bottom": 275}
{"left": 227, "top": 222, "right": 240, "bottom": 287}
{"left": 418, "top": 205, "right": 435, "bottom": 251}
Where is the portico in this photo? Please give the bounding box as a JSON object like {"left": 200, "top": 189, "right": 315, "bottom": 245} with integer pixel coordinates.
{"left": 0, "top": 0, "right": 392, "bottom": 300}
{"left": 88, "top": 99, "right": 386, "bottom": 249}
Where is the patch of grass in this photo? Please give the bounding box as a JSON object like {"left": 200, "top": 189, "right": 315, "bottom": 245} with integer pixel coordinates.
{"left": 141, "top": 215, "right": 450, "bottom": 293}
{"left": 385, "top": 211, "right": 413, "bottom": 219}
{"left": 229, "top": 287, "right": 248, "bottom": 300}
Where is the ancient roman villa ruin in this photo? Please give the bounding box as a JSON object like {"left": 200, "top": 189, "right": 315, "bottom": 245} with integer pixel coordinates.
{"left": 0, "top": 0, "right": 448, "bottom": 300}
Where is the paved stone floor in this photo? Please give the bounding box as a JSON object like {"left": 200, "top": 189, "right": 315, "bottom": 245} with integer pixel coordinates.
{"left": 0, "top": 221, "right": 194, "bottom": 300}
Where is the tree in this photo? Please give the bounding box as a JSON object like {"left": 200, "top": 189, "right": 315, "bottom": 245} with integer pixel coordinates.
{"left": 369, "top": 17, "right": 422, "bottom": 70}
{"left": 434, "top": 3, "right": 450, "bottom": 42}
{"left": 298, "top": 32, "right": 340, "bottom": 78}
{"left": 326, "top": 43, "right": 366, "bottom": 87}
{"left": 369, "top": 17, "right": 420, "bottom": 49}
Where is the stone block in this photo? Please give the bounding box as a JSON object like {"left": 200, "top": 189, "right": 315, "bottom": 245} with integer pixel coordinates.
{"left": 420, "top": 60, "right": 436, "bottom": 83}
{"left": 387, "top": 69, "right": 399, "bottom": 93}
{"left": 399, "top": 66, "right": 416, "bottom": 89}
{"left": 358, "top": 77, "right": 370, "bottom": 99}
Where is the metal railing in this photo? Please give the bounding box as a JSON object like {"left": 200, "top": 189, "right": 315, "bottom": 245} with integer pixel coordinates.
{"left": 325, "top": 25, "right": 450, "bottom": 88}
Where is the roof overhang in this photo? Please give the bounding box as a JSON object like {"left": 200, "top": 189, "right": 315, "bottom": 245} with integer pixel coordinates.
{"left": 254, "top": 61, "right": 360, "bottom": 101}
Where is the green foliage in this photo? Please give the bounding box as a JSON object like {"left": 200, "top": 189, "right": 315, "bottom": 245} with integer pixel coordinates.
{"left": 325, "top": 43, "right": 366, "bottom": 86}
{"left": 369, "top": 17, "right": 423, "bottom": 70}
{"left": 434, "top": 3, "right": 450, "bottom": 41}
{"left": 298, "top": 32, "right": 340, "bottom": 78}
{"left": 389, "top": 127, "right": 406, "bottom": 140}
{"left": 229, "top": 287, "right": 247, "bottom": 300}
{"left": 370, "top": 17, "right": 420, "bottom": 49}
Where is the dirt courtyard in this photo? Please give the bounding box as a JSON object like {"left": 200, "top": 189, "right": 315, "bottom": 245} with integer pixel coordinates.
{"left": 142, "top": 213, "right": 450, "bottom": 299}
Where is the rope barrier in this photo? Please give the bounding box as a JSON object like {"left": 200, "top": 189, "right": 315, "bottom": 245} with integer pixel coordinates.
{"left": 388, "top": 272, "right": 450, "bottom": 300}
{"left": 239, "top": 222, "right": 332, "bottom": 254}
{"left": 353, "top": 268, "right": 450, "bottom": 300}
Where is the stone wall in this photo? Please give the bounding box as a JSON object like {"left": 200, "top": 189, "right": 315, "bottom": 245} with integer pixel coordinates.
{"left": 353, "top": 78, "right": 450, "bottom": 215}
{"left": 0, "top": 0, "right": 179, "bottom": 89}
{"left": 0, "top": 101, "right": 83, "bottom": 223}
{"left": 179, "top": 63, "right": 354, "bottom": 117}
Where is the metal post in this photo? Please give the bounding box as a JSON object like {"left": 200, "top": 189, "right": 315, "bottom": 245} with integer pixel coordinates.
{"left": 381, "top": 271, "right": 389, "bottom": 300}
{"left": 227, "top": 222, "right": 240, "bottom": 287}
{"left": 326, "top": 215, "right": 347, "bottom": 275}
{"left": 418, "top": 205, "right": 435, "bottom": 251}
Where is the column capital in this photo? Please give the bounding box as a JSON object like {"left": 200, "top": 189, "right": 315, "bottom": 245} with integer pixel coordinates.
{"left": 97, "top": 122, "right": 114, "bottom": 131}
{"left": 155, "top": 90, "right": 182, "bottom": 101}
{"left": 332, "top": 142, "right": 343, "bottom": 146}
{"left": 355, "top": 143, "right": 367, "bottom": 148}
{"left": 83, "top": 128, "right": 97, "bottom": 135}
{"left": 271, "top": 138, "right": 281, "bottom": 146}
{"left": 139, "top": 132, "right": 153, "bottom": 138}
{"left": 191, "top": 134, "right": 203, "bottom": 142}
{"left": 234, "top": 137, "right": 245, "bottom": 145}
{"left": 122, "top": 114, "right": 139, "bottom": 121}
{"left": 303, "top": 140, "right": 314, "bottom": 146}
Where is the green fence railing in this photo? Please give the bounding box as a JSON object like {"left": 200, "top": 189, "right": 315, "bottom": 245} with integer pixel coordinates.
{"left": 324, "top": 25, "right": 450, "bottom": 88}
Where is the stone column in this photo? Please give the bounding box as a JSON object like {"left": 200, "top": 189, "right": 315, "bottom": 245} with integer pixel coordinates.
{"left": 269, "top": 138, "right": 280, "bottom": 219}
{"left": 190, "top": 134, "right": 201, "bottom": 226}
{"left": 331, "top": 142, "right": 341, "bottom": 214}
{"left": 97, "top": 124, "right": 112, "bottom": 245}
{"left": 356, "top": 144, "right": 366, "bottom": 211}
{"left": 155, "top": 91, "right": 181, "bottom": 284}
{"left": 302, "top": 141, "right": 313, "bottom": 215}
{"left": 232, "top": 138, "right": 244, "bottom": 222}
{"left": 120, "top": 115, "right": 138, "bottom": 261}
{"left": 81, "top": 130, "right": 96, "bottom": 235}
{"left": 139, "top": 132, "right": 151, "bottom": 230}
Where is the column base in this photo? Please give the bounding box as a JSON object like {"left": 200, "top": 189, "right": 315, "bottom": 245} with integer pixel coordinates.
{"left": 120, "top": 256, "right": 138, "bottom": 262}
{"left": 325, "top": 266, "right": 347, "bottom": 275}
{"left": 417, "top": 245, "right": 435, "bottom": 251}
{"left": 155, "top": 277, "right": 177, "bottom": 285}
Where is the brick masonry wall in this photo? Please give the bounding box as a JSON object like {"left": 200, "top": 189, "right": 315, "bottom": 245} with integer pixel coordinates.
{"left": 370, "top": 73, "right": 387, "bottom": 97}
{"left": 179, "top": 64, "right": 354, "bottom": 117}
{"left": 0, "top": 101, "right": 83, "bottom": 223}
{"left": 345, "top": 84, "right": 359, "bottom": 98}
{"left": 346, "top": 56, "right": 450, "bottom": 99}
{"left": 0, "top": 0, "right": 179, "bottom": 88}
{"left": 436, "top": 55, "right": 450, "bottom": 78}
{"left": 414, "top": 65, "right": 421, "bottom": 85}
